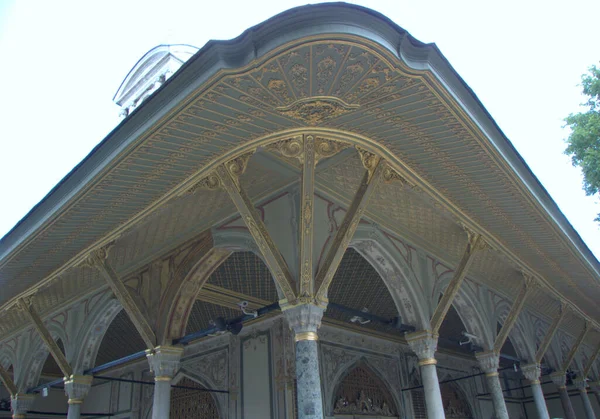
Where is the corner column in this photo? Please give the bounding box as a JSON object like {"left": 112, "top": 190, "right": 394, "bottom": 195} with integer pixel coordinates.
{"left": 521, "top": 363, "right": 550, "bottom": 419}
{"left": 476, "top": 351, "right": 509, "bottom": 419}
{"left": 284, "top": 303, "right": 325, "bottom": 419}
{"left": 146, "top": 345, "right": 184, "bottom": 419}
{"left": 550, "top": 372, "right": 576, "bottom": 419}
{"left": 405, "top": 331, "right": 445, "bottom": 419}
{"left": 10, "top": 394, "right": 35, "bottom": 419}
{"left": 574, "top": 378, "right": 597, "bottom": 419}
{"left": 64, "top": 375, "right": 93, "bottom": 419}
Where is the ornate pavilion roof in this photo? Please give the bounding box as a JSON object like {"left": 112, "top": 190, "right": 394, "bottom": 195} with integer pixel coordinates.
{"left": 0, "top": 3, "right": 598, "bottom": 347}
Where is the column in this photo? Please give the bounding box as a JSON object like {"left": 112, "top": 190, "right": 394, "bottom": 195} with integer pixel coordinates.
{"left": 284, "top": 304, "right": 325, "bottom": 419}
{"left": 64, "top": 375, "right": 93, "bottom": 419}
{"left": 476, "top": 351, "right": 509, "bottom": 419}
{"left": 521, "top": 363, "right": 550, "bottom": 419}
{"left": 550, "top": 372, "right": 576, "bottom": 419}
{"left": 10, "top": 394, "right": 35, "bottom": 419}
{"left": 405, "top": 331, "right": 445, "bottom": 419}
{"left": 574, "top": 378, "right": 597, "bottom": 419}
{"left": 590, "top": 381, "right": 600, "bottom": 408}
{"left": 146, "top": 345, "right": 184, "bottom": 419}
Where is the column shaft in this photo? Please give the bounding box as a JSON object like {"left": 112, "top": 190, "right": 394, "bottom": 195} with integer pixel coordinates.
{"left": 152, "top": 380, "right": 172, "bottom": 419}
{"left": 295, "top": 339, "right": 324, "bottom": 418}
{"left": 580, "top": 388, "right": 597, "bottom": 419}
{"left": 530, "top": 382, "right": 550, "bottom": 419}
{"left": 557, "top": 387, "right": 576, "bottom": 419}
{"left": 485, "top": 373, "right": 509, "bottom": 419}
{"left": 67, "top": 403, "right": 82, "bottom": 419}
{"left": 420, "top": 363, "right": 445, "bottom": 419}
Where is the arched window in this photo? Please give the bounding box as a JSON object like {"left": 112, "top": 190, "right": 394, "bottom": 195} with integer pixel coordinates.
{"left": 333, "top": 363, "right": 397, "bottom": 417}
{"left": 170, "top": 377, "right": 220, "bottom": 419}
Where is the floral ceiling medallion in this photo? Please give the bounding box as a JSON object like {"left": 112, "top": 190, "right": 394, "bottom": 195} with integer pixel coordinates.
{"left": 276, "top": 96, "right": 359, "bottom": 126}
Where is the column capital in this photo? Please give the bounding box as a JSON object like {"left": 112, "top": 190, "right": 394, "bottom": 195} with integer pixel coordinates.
{"left": 405, "top": 330, "right": 438, "bottom": 363}
{"left": 521, "top": 363, "right": 541, "bottom": 383}
{"left": 573, "top": 377, "right": 588, "bottom": 391}
{"left": 283, "top": 303, "right": 325, "bottom": 340}
{"left": 146, "top": 345, "right": 184, "bottom": 381}
{"left": 64, "top": 374, "right": 93, "bottom": 404}
{"left": 10, "top": 393, "right": 36, "bottom": 417}
{"left": 475, "top": 350, "right": 500, "bottom": 375}
{"left": 550, "top": 371, "right": 567, "bottom": 388}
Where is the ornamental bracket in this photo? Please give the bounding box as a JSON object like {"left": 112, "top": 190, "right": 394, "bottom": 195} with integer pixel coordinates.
{"left": 535, "top": 301, "right": 566, "bottom": 364}
{"left": 493, "top": 274, "right": 535, "bottom": 353}
{"left": 17, "top": 296, "right": 73, "bottom": 378}
{"left": 430, "top": 227, "right": 487, "bottom": 335}
{"left": 83, "top": 245, "right": 157, "bottom": 349}
{"left": 314, "top": 149, "right": 386, "bottom": 302}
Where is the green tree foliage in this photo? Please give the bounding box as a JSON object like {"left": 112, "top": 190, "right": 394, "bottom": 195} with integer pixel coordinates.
{"left": 564, "top": 65, "right": 600, "bottom": 220}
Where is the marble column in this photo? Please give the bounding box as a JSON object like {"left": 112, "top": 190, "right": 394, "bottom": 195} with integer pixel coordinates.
{"left": 590, "top": 381, "right": 600, "bottom": 408}
{"left": 550, "top": 372, "right": 576, "bottom": 419}
{"left": 284, "top": 303, "right": 325, "bottom": 419}
{"left": 521, "top": 363, "right": 550, "bottom": 419}
{"left": 146, "top": 345, "right": 184, "bottom": 419}
{"left": 405, "top": 331, "right": 445, "bottom": 419}
{"left": 574, "top": 378, "right": 597, "bottom": 419}
{"left": 64, "top": 375, "right": 93, "bottom": 419}
{"left": 476, "top": 351, "right": 509, "bottom": 419}
{"left": 10, "top": 394, "right": 35, "bottom": 419}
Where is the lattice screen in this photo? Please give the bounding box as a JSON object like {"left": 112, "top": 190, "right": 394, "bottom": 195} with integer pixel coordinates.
{"left": 170, "top": 377, "right": 220, "bottom": 418}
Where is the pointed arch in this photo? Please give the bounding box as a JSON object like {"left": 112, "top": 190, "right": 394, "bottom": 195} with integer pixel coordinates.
{"left": 172, "top": 371, "right": 225, "bottom": 418}
{"left": 493, "top": 296, "right": 535, "bottom": 361}
{"left": 351, "top": 227, "right": 429, "bottom": 329}
{"left": 330, "top": 358, "right": 400, "bottom": 418}
{"left": 72, "top": 292, "right": 122, "bottom": 373}
{"left": 434, "top": 270, "right": 494, "bottom": 350}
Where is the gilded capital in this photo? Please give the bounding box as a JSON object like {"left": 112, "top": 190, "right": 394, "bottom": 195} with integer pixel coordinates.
{"left": 520, "top": 363, "right": 541, "bottom": 382}
{"left": 64, "top": 374, "right": 93, "bottom": 402}
{"left": 572, "top": 377, "right": 588, "bottom": 391}
{"left": 475, "top": 350, "right": 500, "bottom": 374}
{"left": 10, "top": 394, "right": 36, "bottom": 416}
{"left": 405, "top": 330, "right": 438, "bottom": 361}
{"left": 283, "top": 303, "right": 325, "bottom": 336}
{"left": 146, "top": 345, "right": 184, "bottom": 380}
{"left": 549, "top": 371, "right": 567, "bottom": 388}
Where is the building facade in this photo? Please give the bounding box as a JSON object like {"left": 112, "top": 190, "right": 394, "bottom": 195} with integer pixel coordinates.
{"left": 0, "top": 4, "right": 599, "bottom": 419}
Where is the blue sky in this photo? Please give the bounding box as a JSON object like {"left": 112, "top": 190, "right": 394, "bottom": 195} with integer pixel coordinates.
{"left": 1, "top": 0, "right": 599, "bottom": 259}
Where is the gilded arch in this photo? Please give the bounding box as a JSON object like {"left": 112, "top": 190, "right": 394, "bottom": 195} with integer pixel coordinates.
{"left": 351, "top": 226, "right": 429, "bottom": 329}
{"left": 72, "top": 293, "right": 122, "bottom": 372}
{"left": 330, "top": 358, "right": 401, "bottom": 418}
{"left": 433, "top": 271, "right": 494, "bottom": 350}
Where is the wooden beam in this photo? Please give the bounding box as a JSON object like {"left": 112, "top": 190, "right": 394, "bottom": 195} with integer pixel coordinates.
{"left": 430, "top": 230, "right": 485, "bottom": 335}
{"left": 18, "top": 297, "right": 73, "bottom": 378}
{"left": 535, "top": 303, "right": 566, "bottom": 364}
{"left": 493, "top": 276, "right": 534, "bottom": 353}
{"left": 314, "top": 149, "right": 386, "bottom": 303}
{"left": 214, "top": 153, "right": 296, "bottom": 302}
{"left": 0, "top": 364, "right": 17, "bottom": 397}
{"left": 561, "top": 322, "right": 589, "bottom": 372}
{"left": 583, "top": 343, "right": 600, "bottom": 378}
{"left": 86, "top": 247, "right": 156, "bottom": 349}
